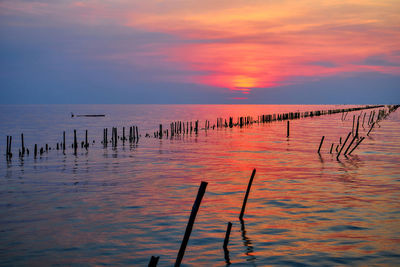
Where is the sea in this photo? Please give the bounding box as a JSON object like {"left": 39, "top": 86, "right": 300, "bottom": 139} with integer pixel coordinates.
{"left": 0, "top": 104, "right": 399, "bottom": 266}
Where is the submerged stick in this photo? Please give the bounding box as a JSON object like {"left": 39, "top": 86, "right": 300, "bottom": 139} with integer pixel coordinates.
{"left": 348, "top": 137, "right": 366, "bottom": 155}
{"left": 337, "top": 132, "right": 351, "bottom": 160}
{"left": 223, "top": 222, "right": 233, "bottom": 249}
{"left": 330, "top": 143, "right": 334, "bottom": 154}
{"left": 175, "top": 181, "right": 208, "bottom": 267}
{"left": 317, "top": 136, "right": 325, "bottom": 154}
{"left": 239, "top": 168, "right": 256, "bottom": 220}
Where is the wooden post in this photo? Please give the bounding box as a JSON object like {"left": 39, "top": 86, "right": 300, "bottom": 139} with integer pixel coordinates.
{"left": 85, "top": 130, "right": 88, "bottom": 148}
{"left": 223, "top": 222, "right": 233, "bottom": 248}
{"left": 337, "top": 132, "right": 351, "bottom": 160}
{"left": 330, "top": 143, "right": 334, "bottom": 154}
{"left": 159, "top": 124, "right": 163, "bottom": 139}
{"left": 74, "top": 130, "right": 77, "bottom": 155}
{"left": 348, "top": 137, "right": 365, "bottom": 155}
{"left": 355, "top": 116, "right": 360, "bottom": 137}
{"left": 344, "top": 135, "right": 357, "bottom": 155}
{"left": 287, "top": 121, "right": 290, "bottom": 137}
{"left": 105, "top": 128, "right": 108, "bottom": 144}
{"left": 21, "top": 133, "right": 25, "bottom": 155}
{"left": 34, "top": 144, "right": 37, "bottom": 158}
{"left": 239, "top": 169, "right": 256, "bottom": 220}
{"left": 367, "top": 122, "right": 375, "bottom": 136}
{"left": 136, "top": 126, "right": 139, "bottom": 142}
{"left": 317, "top": 136, "right": 325, "bottom": 154}
{"left": 148, "top": 256, "right": 160, "bottom": 267}
{"left": 352, "top": 115, "right": 355, "bottom": 135}
{"left": 175, "top": 181, "right": 208, "bottom": 267}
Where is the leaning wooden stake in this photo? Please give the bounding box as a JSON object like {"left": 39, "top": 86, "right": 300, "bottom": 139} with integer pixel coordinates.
{"left": 223, "top": 222, "right": 233, "bottom": 248}
{"left": 175, "top": 181, "right": 208, "bottom": 267}
{"left": 348, "top": 137, "right": 366, "bottom": 155}
{"left": 344, "top": 135, "right": 357, "bottom": 155}
{"left": 239, "top": 168, "right": 256, "bottom": 220}
{"left": 337, "top": 132, "right": 351, "bottom": 160}
{"left": 148, "top": 256, "right": 160, "bottom": 267}
{"left": 317, "top": 136, "right": 325, "bottom": 154}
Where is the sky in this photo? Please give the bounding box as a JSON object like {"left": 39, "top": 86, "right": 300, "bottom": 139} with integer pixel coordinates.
{"left": 0, "top": 0, "right": 399, "bottom": 104}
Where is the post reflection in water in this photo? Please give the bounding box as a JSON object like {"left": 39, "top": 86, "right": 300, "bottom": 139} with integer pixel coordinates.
{"left": 0, "top": 104, "right": 399, "bottom": 266}
{"left": 240, "top": 219, "right": 257, "bottom": 265}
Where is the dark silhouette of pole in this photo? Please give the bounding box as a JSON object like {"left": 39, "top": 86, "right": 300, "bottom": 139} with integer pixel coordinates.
{"left": 175, "top": 181, "right": 208, "bottom": 267}
{"left": 148, "top": 256, "right": 159, "bottom": 267}
{"left": 223, "top": 222, "right": 233, "bottom": 248}
{"left": 337, "top": 132, "right": 351, "bottom": 160}
{"left": 348, "top": 137, "right": 366, "bottom": 155}
{"left": 239, "top": 169, "right": 256, "bottom": 220}
{"left": 317, "top": 136, "right": 325, "bottom": 154}
{"left": 344, "top": 135, "right": 357, "bottom": 155}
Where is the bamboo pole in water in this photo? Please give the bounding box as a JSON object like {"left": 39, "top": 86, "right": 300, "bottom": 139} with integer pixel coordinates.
{"left": 148, "top": 256, "right": 159, "bottom": 267}
{"left": 223, "top": 222, "right": 233, "bottom": 249}
{"left": 74, "top": 130, "right": 77, "bottom": 155}
{"left": 317, "top": 136, "right": 325, "bottom": 154}
{"left": 239, "top": 169, "right": 256, "bottom": 220}
{"left": 348, "top": 137, "right": 366, "bottom": 155}
{"left": 21, "top": 133, "right": 24, "bottom": 155}
{"left": 344, "top": 135, "right": 357, "bottom": 155}
{"left": 337, "top": 132, "right": 351, "bottom": 160}
{"left": 175, "top": 181, "right": 208, "bottom": 267}
{"left": 287, "top": 121, "right": 290, "bottom": 137}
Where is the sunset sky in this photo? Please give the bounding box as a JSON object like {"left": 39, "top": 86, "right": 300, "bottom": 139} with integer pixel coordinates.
{"left": 1, "top": 0, "right": 399, "bottom": 103}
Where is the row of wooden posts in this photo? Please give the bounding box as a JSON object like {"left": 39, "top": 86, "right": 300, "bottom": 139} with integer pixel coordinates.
{"left": 150, "top": 120, "right": 200, "bottom": 139}
{"left": 101, "top": 126, "right": 139, "bottom": 147}
{"left": 5, "top": 124, "right": 140, "bottom": 160}
{"left": 149, "top": 169, "right": 257, "bottom": 267}
{"left": 3, "top": 105, "right": 396, "bottom": 160}
{"left": 316, "top": 105, "right": 399, "bottom": 159}
{"left": 150, "top": 105, "right": 385, "bottom": 140}
{"left": 148, "top": 105, "right": 399, "bottom": 266}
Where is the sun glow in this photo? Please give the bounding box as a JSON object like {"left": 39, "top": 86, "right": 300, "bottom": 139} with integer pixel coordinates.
{"left": 2, "top": 0, "right": 399, "bottom": 99}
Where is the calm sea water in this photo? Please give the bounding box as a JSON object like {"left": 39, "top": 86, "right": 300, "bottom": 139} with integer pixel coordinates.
{"left": 0, "top": 105, "right": 399, "bottom": 266}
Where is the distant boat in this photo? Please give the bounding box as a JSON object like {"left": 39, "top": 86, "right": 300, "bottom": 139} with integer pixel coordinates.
{"left": 71, "top": 113, "right": 105, "bottom": 118}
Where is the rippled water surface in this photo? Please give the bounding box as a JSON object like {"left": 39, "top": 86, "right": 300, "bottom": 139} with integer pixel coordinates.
{"left": 1, "top": 105, "right": 399, "bottom": 266}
